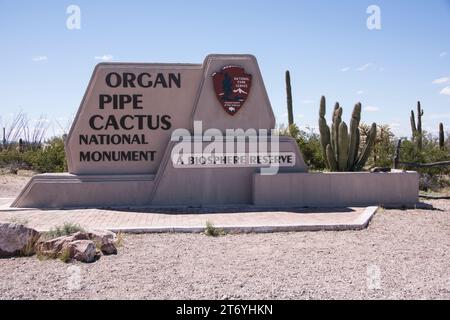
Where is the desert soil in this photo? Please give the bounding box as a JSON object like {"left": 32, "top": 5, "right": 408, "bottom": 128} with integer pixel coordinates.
{"left": 0, "top": 172, "right": 449, "bottom": 300}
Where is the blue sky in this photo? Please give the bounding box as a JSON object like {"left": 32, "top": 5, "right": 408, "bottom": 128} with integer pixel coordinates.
{"left": 1, "top": 0, "right": 449, "bottom": 138}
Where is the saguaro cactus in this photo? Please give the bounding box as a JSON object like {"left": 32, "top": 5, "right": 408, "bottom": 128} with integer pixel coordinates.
{"left": 439, "top": 123, "right": 445, "bottom": 150}
{"left": 318, "top": 96, "right": 376, "bottom": 171}
{"left": 410, "top": 101, "right": 424, "bottom": 150}
{"left": 285, "top": 71, "right": 294, "bottom": 130}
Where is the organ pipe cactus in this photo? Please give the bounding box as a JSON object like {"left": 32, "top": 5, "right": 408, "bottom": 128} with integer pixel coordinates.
{"left": 318, "top": 96, "right": 377, "bottom": 171}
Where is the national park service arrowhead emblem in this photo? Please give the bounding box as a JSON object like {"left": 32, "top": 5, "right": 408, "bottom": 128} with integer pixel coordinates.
{"left": 212, "top": 66, "right": 252, "bottom": 115}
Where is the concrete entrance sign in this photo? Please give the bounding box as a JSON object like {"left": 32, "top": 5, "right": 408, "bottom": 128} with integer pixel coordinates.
{"left": 12, "top": 54, "right": 419, "bottom": 209}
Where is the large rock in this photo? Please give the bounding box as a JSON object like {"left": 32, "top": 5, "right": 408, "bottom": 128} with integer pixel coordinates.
{"left": 38, "top": 232, "right": 88, "bottom": 258}
{"left": 86, "top": 230, "right": 117, "bottom": 255}
{"left": 0, "top": 223, "right": 40, "bottom": 258}
{"left": 67, "top": 240, "right": 97, "bottom": 263}
{"left": 37, "top": 230, "right": 118, "bottom": 262}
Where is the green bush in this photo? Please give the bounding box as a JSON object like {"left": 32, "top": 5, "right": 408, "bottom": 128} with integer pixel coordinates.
{"left": 279, "top": 124, "right": 327, "bottom": 171}
{"left": 400, "top": 133, "right": 449, "bottom": 175}
{"left": 44, "top": 222, "right": 85, "bottom": 239}
{"left": 0, "top": 137, "right": 67, "bottom": 173}
{"left": 0, "top": 148, "right": 28, "bottom": 167}
{"left": 26, "top": 137, "right": 67, "bottom": 173}
{"left": 363, "top": 124, "right": 396, "bottom": 168}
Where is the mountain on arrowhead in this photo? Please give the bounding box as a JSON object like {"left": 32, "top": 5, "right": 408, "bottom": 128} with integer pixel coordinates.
{"left": 233, "top": 88, "right": 247, "bottom": 95}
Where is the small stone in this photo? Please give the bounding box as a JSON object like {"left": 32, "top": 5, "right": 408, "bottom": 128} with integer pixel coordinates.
{"left": 67, "top": 240, "right": 97, "bottom": 263}
{"left": 100, "top": 242, "right": 117, "bottom": 255}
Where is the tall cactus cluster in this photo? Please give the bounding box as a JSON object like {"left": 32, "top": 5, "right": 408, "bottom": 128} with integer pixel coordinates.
{"left": 319, "top": 96, "right": 377, "bottom": 171}
{"left": 410, "top": 101, "right": 424, "bottom": 150}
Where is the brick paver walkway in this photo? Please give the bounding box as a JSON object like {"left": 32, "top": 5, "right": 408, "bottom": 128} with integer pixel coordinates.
{"left": 0, "top": 198, "right": 377, "bottom": 233}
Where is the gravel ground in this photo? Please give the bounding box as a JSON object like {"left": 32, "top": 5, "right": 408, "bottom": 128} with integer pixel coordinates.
{"left": 0, "top": 172, "right": 449, "bottom": 300}
{"left": 0, "top": 171, "right": 32, "bottom": 198}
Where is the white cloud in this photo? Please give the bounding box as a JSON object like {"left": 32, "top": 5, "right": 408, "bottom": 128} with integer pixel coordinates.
{"left": 432, "top": 77, "right": 450, "bottom": 84}
{"left": 389, "top": 122, "right": 401, "bottom": 128}
{"left": 356, "top": 90, "right": 364, "bottom": 95}
{"left": 95, "top": 54, "right": 114, "bottom": 61}
{"left": 300, "top": 99, "right": 316, "bottom": 104}
{"left": 32, "top": 56, "right": 48, "bottom": 62}
{"left": 439, "top": 52, "right": 448, "bottom": 57}
{"left": 440, "top": 86, "right": 450, "bottom": 95}
{"left": 364, "top": 106, "right": 380, "bottom": 112}
{"left": 340, "top": 67, "right": 350, "bottom": 72}
{"left": 357, "top": 63, "right": 373, "bottom": 71}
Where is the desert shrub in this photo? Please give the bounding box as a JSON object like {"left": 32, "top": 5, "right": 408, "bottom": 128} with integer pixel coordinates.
{"left": 0, "top": 147, "right": 32, "bottom": 169}
{"left": 367, "top": 124, "right": 396, "bottom": 168}
{"left": 0, "top": 136, "right": 67, "bottom": 173}
{"left": 20, "top": 231, "right": 41, "bottom": 257}
{"left": 205, "top": 221, "right": 225, "bottom": 237}
{"left": 279, "top": 124, "right": 327, "bottom": 171}
{"left": 26, "top": 137, "right": 67, "bottom": 173}
{"left": 400, "top": 134, "right": 450, "bottom": 176}
{"left": 59, "top": 246, "right": 72, "bottom": 263}
{"left": 419, "top": 173, "right": 450, "bottom": 192}
{"left": 398, "top": 133, "right": 449, "bottom": 191}
{"left": 114, "top": 232, "right": 125, "bottom": 247}
{"left": 45, "top": 222, "right": 85, "bottom": 239}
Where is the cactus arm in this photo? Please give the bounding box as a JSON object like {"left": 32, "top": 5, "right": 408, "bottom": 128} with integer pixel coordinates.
{"left": 355, "top": 123, "right": 377, "bottom": 170}
{"left": 319, "top": 96, "right": 326, "bottom": 118}
{"left": 352, "top": 128, "right": 361, "bottom": 171}
{"left": 409, "top": 110, "right": 417, "bottom": 135}
{"left": 338, "top": 121, "right": 349, "bottom": 171}
{"left": 410, "top": 110, "right": 416, "bottom": 141}
{"left": 326, "top": 144, "right": 338, "bottom": 171}
{"left": 347, "top": 103, "right": 361, "bottom": 170}
{"left": 417, "top": 101, "right": 423, "bottom": 150}
{"left": 319, "top": 96, "right": 331, "bottom": 167}
{"left": 330, "top": 102, "right": 340, "bottom": 152}
{"left": 333, "top": 106, "right": 343, "bottom": 161}
{"left": 417, "top": 101, "right": 423, "bottom": 133}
